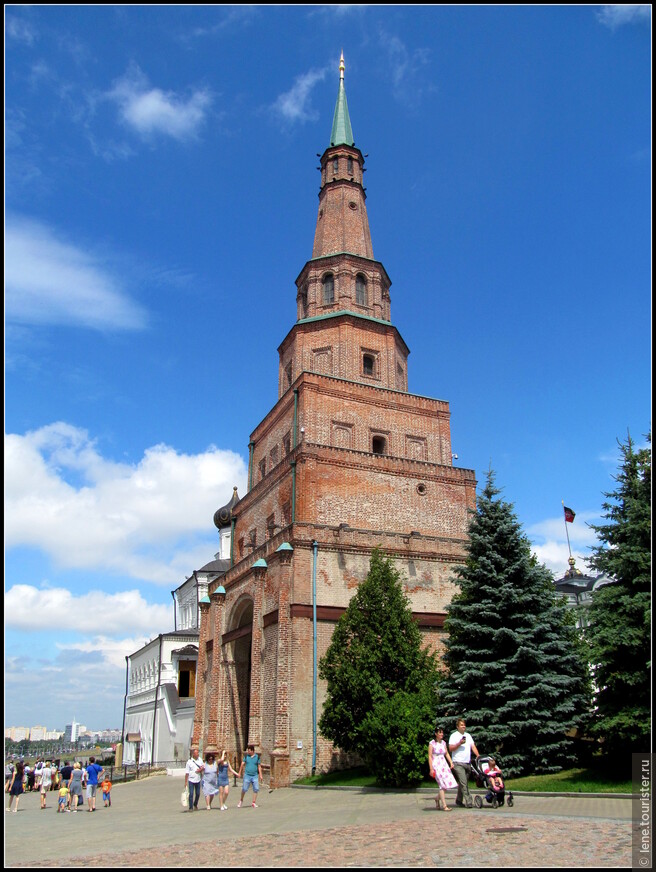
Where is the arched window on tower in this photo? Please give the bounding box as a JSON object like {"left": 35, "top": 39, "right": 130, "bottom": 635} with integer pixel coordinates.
{"left": 322, "top": 273, "right": 334, "bottom": 305}
{"left": 356, "top": 274, "right": 367, "bottom": 306}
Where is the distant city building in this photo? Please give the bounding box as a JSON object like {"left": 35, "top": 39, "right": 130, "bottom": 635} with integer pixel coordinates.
{"left": 553, "top": 557, "right": 614, "bottom": 628}
{"left": 64, "top": 720, "right": 80, "bottom": 744}
{"left": 29, "top": 726, "right": 47, "bottom": 741}
{"left": 5, "top": 727, "right": 29, "bottom": 742}
{"left": 45, "top": 731, "right": 64, "bottom": 741}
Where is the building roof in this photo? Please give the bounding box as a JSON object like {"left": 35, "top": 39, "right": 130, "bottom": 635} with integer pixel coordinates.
{"left": 553, "top": 560, "right": 614, "bottom": 596}
{"left": 197, "top": 557, "right": 230, "bottom": 574}
{"left": 330, "top": 53, "right": 354, "bottom": 147}
{"left": 171, "top": 644, "right": 198, "bottom": 657}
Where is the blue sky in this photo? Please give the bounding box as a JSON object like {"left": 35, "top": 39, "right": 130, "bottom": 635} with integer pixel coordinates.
{"left": 5, "top": 5, "right": 651, "bottom": 732}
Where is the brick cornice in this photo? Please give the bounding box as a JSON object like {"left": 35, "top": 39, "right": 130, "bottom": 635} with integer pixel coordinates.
{"left": 299, "top": 441, "right": 475, "bottom": 484}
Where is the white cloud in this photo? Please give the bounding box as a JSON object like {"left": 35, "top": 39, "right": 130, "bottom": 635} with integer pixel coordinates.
{"left": 526, "top": 512, "right": 599, "bottom": 548}
{"left": 5, "top": 216, "right": 147, "bottom": 331}
{"left": 5, "top": 15, "right": 37, "bottom": 44}
{"left": 377, "top": 27, "right": 432, "bottom": 106}
{"left": 596, "top": 5, "right": 651, "bottom": 28}
{"left": 4, "top": 649, "right": 130, "bottom": 729}
{"left": 185, "top": 6, "right": 257, "bottom": 39}
{"left": 5, "top": 585, "right": 170, "bottom": 638}
{"left": 526, "top": 510, "right": 601, "bottom": 577}
{"left": 107, "top": 64, "right": 212, "bottom": 141}
{"left": 5, "top": 422, "right": 248, "bottom": 585}
{"left": 530, "top": 541, "right": 591, "bottom": 578}
{"left": 308, "top": 5, "right": 368, "bottom": 19}
{"left": 271, "top": 67, "right": 329, "bottom": 124}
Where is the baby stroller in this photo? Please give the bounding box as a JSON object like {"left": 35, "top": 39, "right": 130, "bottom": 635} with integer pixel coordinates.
{"left": 471, "top": 756, "right": 514, "bottom": 809}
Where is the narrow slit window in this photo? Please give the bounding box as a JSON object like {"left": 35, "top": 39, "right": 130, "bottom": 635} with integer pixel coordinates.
{"left": 363, "top": 354, "right": 375, "bottom": 376}
{"left": 322, "top": 273, "right": 334, "bottom": 305}
{"left": 356, "top": 274, "right": 367, "bottom": 306}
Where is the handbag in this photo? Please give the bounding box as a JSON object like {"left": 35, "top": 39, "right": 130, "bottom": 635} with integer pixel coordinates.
{"left": 180, "top": 788, "right": 188, "bottom": 808}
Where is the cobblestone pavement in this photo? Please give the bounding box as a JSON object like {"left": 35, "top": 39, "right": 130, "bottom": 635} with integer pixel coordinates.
{"left": 6, "top": 775, "right": 633, "bottom": 868}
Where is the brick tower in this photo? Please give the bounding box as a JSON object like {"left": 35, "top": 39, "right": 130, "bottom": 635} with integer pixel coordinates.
{"left": 192, "top": 55, "right": 476, "bottom": 785}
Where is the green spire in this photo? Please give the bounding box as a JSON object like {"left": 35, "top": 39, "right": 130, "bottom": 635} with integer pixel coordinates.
{"left": 330, "top": 52, "right": 354, "bottom": 147}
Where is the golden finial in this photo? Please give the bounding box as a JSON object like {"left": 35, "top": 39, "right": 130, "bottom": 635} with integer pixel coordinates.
{"left": 339, "top": 51, "right": 345, "bottom": 81}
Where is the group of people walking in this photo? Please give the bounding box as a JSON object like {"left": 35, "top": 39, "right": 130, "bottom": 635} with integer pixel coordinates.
{"left": 5, "top": 757, "right": 111, "bottom": 814}
{"left": 429, "top": 717, "right": 484, "bottom": 809}
{"left": 184, "top": 744, "right": 263, "bottom": 812}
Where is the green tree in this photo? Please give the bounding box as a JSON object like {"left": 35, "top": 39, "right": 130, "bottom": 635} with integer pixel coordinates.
{"left": 437, "top": 470, "right": 591, "bottom": 776}
{"left": 585, "top": 431, "right": 651, "bottom": 758}
{"left": 318, "top": 548, "right": 440, "bottom": 785}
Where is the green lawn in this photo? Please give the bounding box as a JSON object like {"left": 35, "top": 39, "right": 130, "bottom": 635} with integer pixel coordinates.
{"left": 295, "top": 766, "right": 632, "bottom": 794}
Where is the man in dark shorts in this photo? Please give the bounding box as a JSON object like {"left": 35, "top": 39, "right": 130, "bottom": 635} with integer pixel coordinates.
{"left": 84, "top": 757, "right": 104, "bottom": 812}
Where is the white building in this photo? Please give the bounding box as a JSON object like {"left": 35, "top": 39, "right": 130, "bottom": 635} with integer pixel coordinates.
{"left": 29, "top": 726, "right": 47, "bottom": 741}
{"left": 122, "top": 548, "right": 230, "bottom": 765}
{"left": 5, "top": 727, "right": 29, "bottom": 742}
{"left": 45, "top": 731, "right": 64, "bottom": 741}
{"left": 64, "top": 721, "right": 80, "bottom": 744}
{"left": 553, "top": 558, "right": 614, "bottom": 629}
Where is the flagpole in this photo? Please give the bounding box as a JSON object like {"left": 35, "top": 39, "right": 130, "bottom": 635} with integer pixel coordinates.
{"left": 561, "top": 500, "right": 573, "bottom": 560}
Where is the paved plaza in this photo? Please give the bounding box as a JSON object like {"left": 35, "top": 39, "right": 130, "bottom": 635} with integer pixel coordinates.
{"left": 5, "top": 774, "right": 633, "bottom": 867}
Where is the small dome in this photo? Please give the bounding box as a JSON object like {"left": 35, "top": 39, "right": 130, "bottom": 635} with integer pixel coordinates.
{"left": 213, "top": 486, "right": 240, "bottom": 530}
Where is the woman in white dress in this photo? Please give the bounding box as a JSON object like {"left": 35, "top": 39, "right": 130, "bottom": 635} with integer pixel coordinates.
{"left": 428, "top": 727, "right": 457, "bottom": 810}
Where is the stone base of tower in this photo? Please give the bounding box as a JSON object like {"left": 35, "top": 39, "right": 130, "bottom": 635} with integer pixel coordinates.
{"left": 269, "top": 749, "right": 290, "bottom": 788}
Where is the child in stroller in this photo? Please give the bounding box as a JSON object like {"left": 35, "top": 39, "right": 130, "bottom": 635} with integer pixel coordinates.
{"left": 471, "top": 755, "right": 514, "bottom": 808}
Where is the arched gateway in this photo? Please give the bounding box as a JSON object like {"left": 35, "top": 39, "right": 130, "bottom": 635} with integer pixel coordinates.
{"left": 224, "top": 598, "right": 253, "bottom": 759}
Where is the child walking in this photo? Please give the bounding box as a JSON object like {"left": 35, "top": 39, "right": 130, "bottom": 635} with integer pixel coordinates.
{"left": 57, "top": 784, "right": 70, "bottom": 813}
{"left": 101, "top": 776, "right": 112, "bottom": 807}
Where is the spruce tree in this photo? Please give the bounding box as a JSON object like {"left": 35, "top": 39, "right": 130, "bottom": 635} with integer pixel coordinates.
{"left": 585, "top": 431, "right": 651, "bottom": 758}
{"left": 319, "top": 548, "right": 439, "bottom": 782}
{"left": 437, "top": 470, "right": 591, "bottom": 776}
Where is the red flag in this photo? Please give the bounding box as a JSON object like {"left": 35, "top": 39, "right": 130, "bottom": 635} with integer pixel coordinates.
{"left": 563, "top": 506, "right": 575, "bottom": 523}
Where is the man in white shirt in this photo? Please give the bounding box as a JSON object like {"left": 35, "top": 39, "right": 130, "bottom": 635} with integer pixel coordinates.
{"left": 448, "top": 718, "right": 480, "bottom": 808}
{"left": 184, "top": 748, "right": 205, "bottom": 812}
